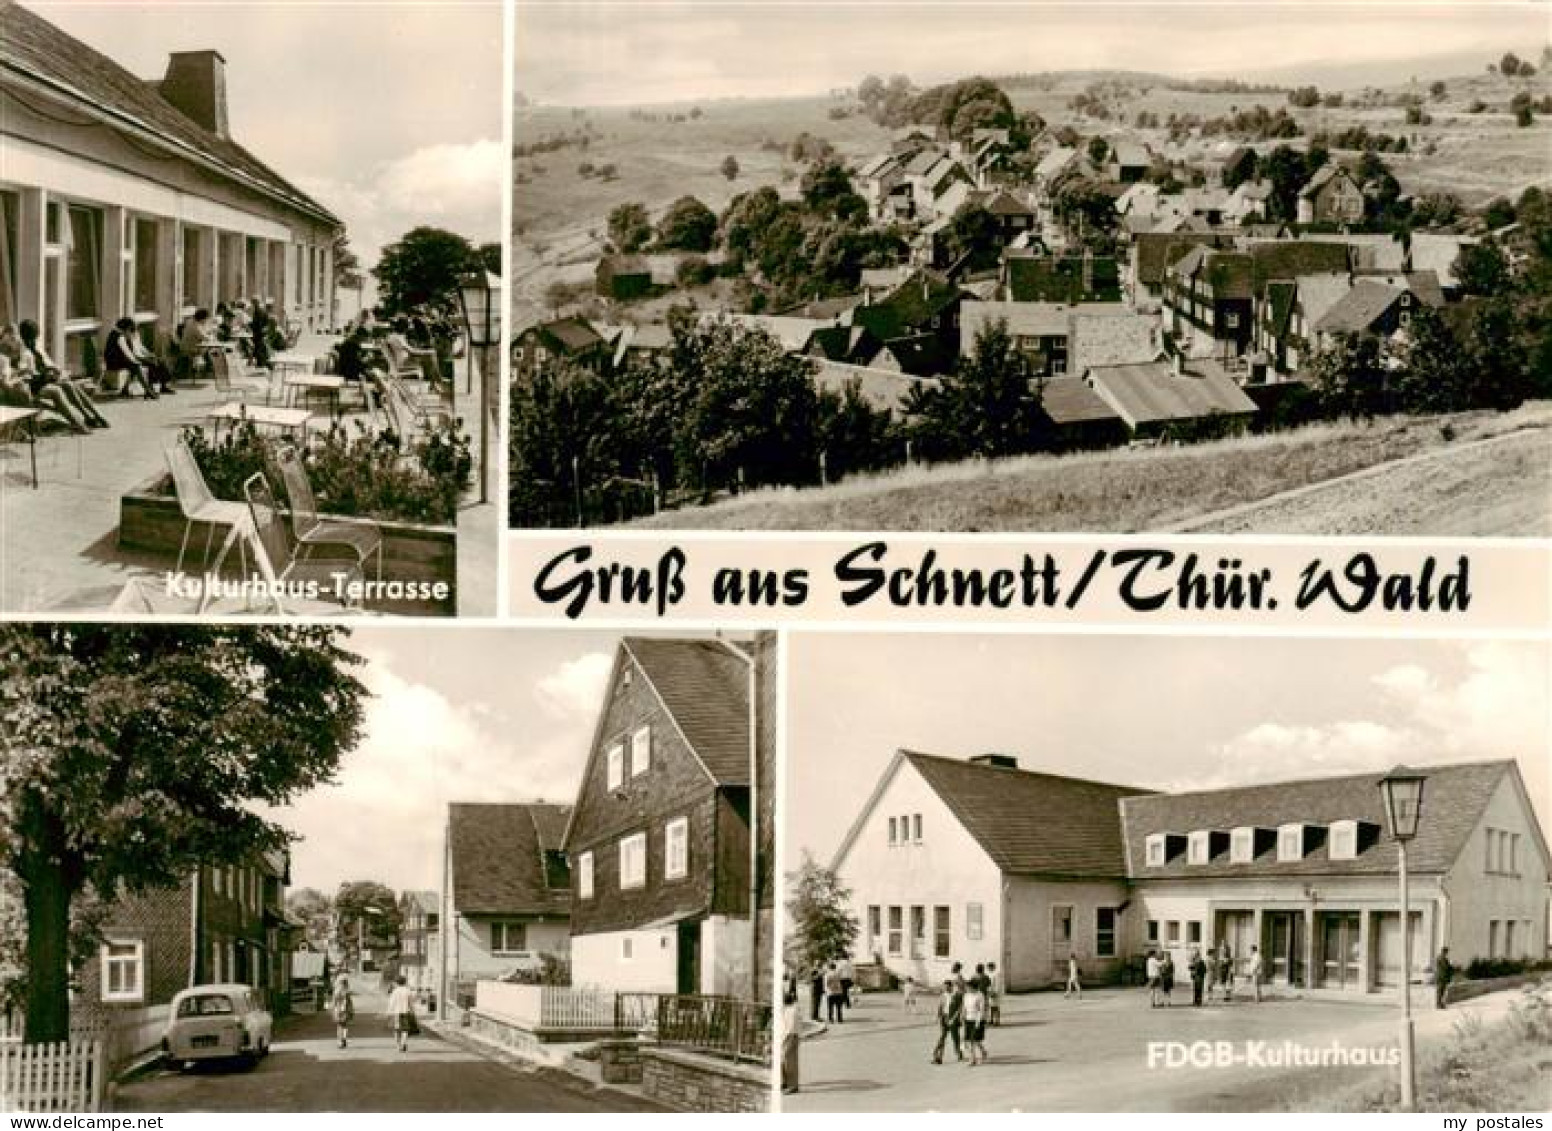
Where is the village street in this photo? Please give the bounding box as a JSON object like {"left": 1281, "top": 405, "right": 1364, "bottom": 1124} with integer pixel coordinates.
{"left": 113, "top": 986, "right": 665, "bottom": 1113}
{"left": 783, "top": 984, "right": 1525, "bottom": 1113}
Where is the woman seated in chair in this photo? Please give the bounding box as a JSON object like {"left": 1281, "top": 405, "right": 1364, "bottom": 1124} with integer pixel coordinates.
{"left": 11, "top": 320, "right": 108, "bottom": 429}
{"left": 105, "top": 317, "right": 176, "bottom": 399}
{"left": 385, "top": 317, "right": 442, "bottom": 390}
{"left": 177, "top": 308, "right": 214, "bottom": 382}
{"left": 0, "top": 333, "right": 90, "bottom": 433}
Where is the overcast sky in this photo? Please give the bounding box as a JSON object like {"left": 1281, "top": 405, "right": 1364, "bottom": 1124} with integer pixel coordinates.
{"left": 517, "top": 2, "right": 1552, "bottom": 106}
{"left": 30, "top": 1, "right": 503, "bottom": 299}
{"left": 269, "top": 627, "right": 619, "bottom": 899}
{"left": 786, "top": 634, "right": 1551, "bottom": 863}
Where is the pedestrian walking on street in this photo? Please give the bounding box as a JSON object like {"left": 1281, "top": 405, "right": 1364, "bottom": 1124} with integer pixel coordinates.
{"left": 962, "top": 984, "right": 988, "bottom": 1067}
{"left": 1159, "top": 951, "right": 1176, "bottom": 1006}
{"left": 824, "top": 963, "right": 847, "bottom": 1024}
{"left": 1188, "top": 948, "right": 1207, "bottom": 1007}
{"left": 781, "top": 981, "right": 802, "bottom": 1095}
{"left": 902, "top": 975, "right": 919, "bottom": 1014}
{"left": 1218, "top": 944, "right": 1235, "bottom": 1003}
{"left": 386, "top": 976, "right": 417, "bottom": 1053}
{"left": 950, "top": 961, "right": 967, "bottom": 992}
{"left": 838, "top": 955, "right": 856, "bottom": 1008}
{"left": 1146, "top": 951, "right": 1162, "bottom": 1007}
{"left": 931, "top": 980, "right": 964, "bottom": 1064}
{"left": 809, "top": 966, "right": 825, "bottom": 1023}
{"left": 1434, "top": 947, "right": 1455, "bottom": 1010}
{"left": 1247, "top": 947, "right": 1265, "bottom": 1003}
{"left": 330, "top": 975, "right": 354, "bottom": 1048}
{"left": 987, "top": 962, "right": 1002, "bottom": 1025}
{"left": 1064, "top": 954, "right": 1082, "bottom": 1000}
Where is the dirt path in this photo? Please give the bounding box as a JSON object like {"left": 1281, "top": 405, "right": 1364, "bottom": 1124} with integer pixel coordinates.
{"left": 1175, "top": 427, "right": 1552, "bottom": 537}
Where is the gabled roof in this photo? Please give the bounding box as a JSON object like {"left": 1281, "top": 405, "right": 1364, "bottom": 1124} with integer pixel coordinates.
{"left": 1070, "top": 310, "right": 1160, "bottom": 372}
{"left": 1299, "top": 163, "right": 1354, "bottom": 199}
{"left": 1, "top": 0, "right": 337, "bottom": 226}
{"left": 1006, "top": 256, "right": 1121, "bottom": 303}
{"left": 896, "top": 751, "right": 1152, "bottom": 878}
{"left": 1035, "top": 146, "right": 1078, "bottom": 182}
{"left": 813, "top": 359, "right": 936, "bottom": 414}
{"left": 538, "top": 316, "right": 607, "bottom": 353}
{"left": 1314, "top": 279, "right": 1404, "bottom": 334}
{"left": 854, "top": 271, "right": 963, "bottom": 342}
{"left": 1248, "top": 240, "right": 1354, "bottom": 289}
{"left": 701, "top": 313, "right": 829, "bottom": 353}
{"left": 857, "top": 153, "right": 900, "bottom": 180}
{"left": 623, "top": 637, "right": 751, "bottom": 786}
{"left": 903, "top": 147, "right": 946, "bottom": 176}
{"left": 1120, "top": 760, "right": 1532, "bottom": 879}
{"left": 1294, "top": 273, "right": 1354, "bottom": 327}
{"left": 400, "top": 890, "right": 439, "bottom": 916}
{"left": 1041, "top": 377, "right": 1123, "bottom": 425}
{"left": 1134, "top": 232, "right": 1235, "bottom": 287}
{"left": 1109, "top": 140, "right": 1151, "bottom": 169}
{"left": 961, "top": 299, "right": 1090, "bottom": 345}
{"left": 447, "top": 802, "right": 573, "bottom": 917}
{"left": 1353, "top": 270, "right": 1446, "bottom": 309}
{"left": 1086, "top": 358, "right": 1258, "bottom": 426}
{"left": 1410, "top": 233, "right": 1477, "bottom": 288}
{"left": 984, "top": 190, "right": 1035, "bottom": 217}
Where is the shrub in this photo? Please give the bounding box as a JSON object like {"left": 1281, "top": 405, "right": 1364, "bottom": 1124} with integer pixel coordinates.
{"left": 178, "top": 416, "right": 471, "bottom": 527}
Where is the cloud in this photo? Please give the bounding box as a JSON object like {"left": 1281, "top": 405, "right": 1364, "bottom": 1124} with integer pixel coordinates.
{"left": 1179, "top": 643, "right": 1548, "bottom": 794}
{"left": 534, "top": 651, "right": 614, "bottom": 721}
{"left": 272, "top": 657, "right": 587, "bottom": 896}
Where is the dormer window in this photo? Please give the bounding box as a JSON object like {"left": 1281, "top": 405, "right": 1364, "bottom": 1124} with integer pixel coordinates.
{"left": 1278, "top": 823, "right": 1306, "bottom": 861}
{"left": 1330, "top": 820, "right": 1359, "bottom": 860}
{"left": 1188, "top": 831, "right": 1212, "bottom": 865}
{"left": 1230, "top": 827, "right": 1255, "bottom": 863}
{"left": 1145, "top": 833, "right": 1186, "bottom": 866}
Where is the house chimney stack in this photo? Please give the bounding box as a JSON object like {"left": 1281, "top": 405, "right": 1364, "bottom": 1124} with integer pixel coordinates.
{"left": 160, "top": 50, "right": 230, "bottom": 138}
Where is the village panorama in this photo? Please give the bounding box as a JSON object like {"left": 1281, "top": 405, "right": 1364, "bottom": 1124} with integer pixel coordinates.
{"left": 510, "top": 31, "right": 1552, "bottom": 534}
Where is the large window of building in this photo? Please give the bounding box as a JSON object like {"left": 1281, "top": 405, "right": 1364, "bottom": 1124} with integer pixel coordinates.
{"left": 934, "top": 906, "right": 951, "bottom": 958}
{"left": 132, "top": 216, "right": 159, "bottom": 316}
{"left": 887, "top": 906, "right": 903, "bottom": 956}
{"left": 631, "top": 725, "right": 651, "bottom": 776}
{"left": 0, "top": 191, "right": 18, "bottom": 327}
{"left": 910, "top": 905, "right": 926, "bottom": 959}
{"left": 619, "top": 832, "right": 646, "bottom": 889}
{"left": 966, "top": 902, "right": 984, "bottom": 941}
{"left": 100, "top": 939, "right": 143, "bottom": 1002}
{"left": 182, "top": 226, "right": 203, "bottom": 311}
{"left": 1096, "top": 908, "right": 1117, "bottom": 957}
{"left": 491, "top": 922, "right": 527, "bottom": 955}
{"left": 664, "top": 816, "right": 688, "bottom": 880}
{"left": 64, "top": 204, "right": 102, "bottom": 322}
{"left": 577, "top": 851, "right": 594, "bottom": 899}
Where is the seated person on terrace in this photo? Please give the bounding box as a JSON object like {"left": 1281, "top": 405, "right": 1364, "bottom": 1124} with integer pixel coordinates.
{"left": 385, "top": 317, "right": 443, "bottom": 391}
{"left": 0, "top": 330, "right": 91, "bottom": 433}
{"left": 13, "top": 320, "right": 109, "bottom": 430}
{"left": 248, "top": 297, "right": 276, "bottom": 369}
{"left": 177, "top": 308, "right": 214, "bottom": 381}
{"left": 105, "top": 317, "right": 176, "bottom": 399}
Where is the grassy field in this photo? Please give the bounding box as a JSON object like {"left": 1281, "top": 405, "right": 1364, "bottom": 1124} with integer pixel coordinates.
{"left": 627, "top": 403, "right": 1552, "bottom": 533}
{"left": 1263, "top": 982, "right": 1552, "bottom": 1112}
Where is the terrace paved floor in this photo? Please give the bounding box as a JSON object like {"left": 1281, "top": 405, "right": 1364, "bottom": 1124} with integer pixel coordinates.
{"left": 782, "top": 984, "right": 1528, "bottom": 1112}
{"left": 0, "top": 335, "right": 465, "bottom": 615}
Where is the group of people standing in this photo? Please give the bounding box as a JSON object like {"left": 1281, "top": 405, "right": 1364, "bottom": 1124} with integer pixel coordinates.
{"left": 929, "top": 961, "right": 1001, "bottom": 1068}
{"left": 1146, "top": 943, "right": 1264, "bottom": 1007}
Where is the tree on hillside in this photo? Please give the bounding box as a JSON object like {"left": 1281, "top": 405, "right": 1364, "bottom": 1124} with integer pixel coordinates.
{"left": 784, "top": 855, "right": 858, "bottom": 969}
{"left": 1456, "top": 241, "right": 1512, "bottom": 297}
{"left": 1, "top": 626, "right": 367, "bottom": 1042}
{"left": 943, "top": 201, "right": 1003, "bottom": 271}
{"left": 1308, "top": 331, "right": 1391, "bottom": 419}
{"left": 673, "top": 320, "right": 822, "bottom": 493}
{"left": 1500, "top": 51, "right": 1523, "bottom": 77}
{"left": 800, "top": 160, "right": 865, "bottom": 221}
{"left": 334, "top": 881, "right": 401, "bottom": 967}
{"left": 1393, "top": 306, "right": 1473, "bottom": 413}
{"left": 720, "top": 154, "right": 740, "bottom": 181}
{"left": 1222, "top": 147, "right": 1259, "bottom": 190}
{"left": 655, "top": 195, "right": 718, "bottom": 252}
{"left": 606, "top": 202, "right": 652, "bottom": 253}
{"left": 1086, "top": 136, "right": 1110, "bottom": 165}
{"left": 1288, "top": 85, "right": 1321, "bottom": 108}
{"left": 373, "top": 227, "right": 483, "bottom": 313}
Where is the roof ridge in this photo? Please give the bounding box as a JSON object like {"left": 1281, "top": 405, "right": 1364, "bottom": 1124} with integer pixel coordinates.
{"left": 1123, "top": 757, "right": 1512, "bottom": 804}
{"left": 901, "top": 748, "right": 1152, "bottom": 795}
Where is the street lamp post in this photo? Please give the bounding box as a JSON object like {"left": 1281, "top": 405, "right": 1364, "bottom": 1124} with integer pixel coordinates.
{"left": 456, "top": 270, "right": 503, "bottom": 507}
{"left": 1378, "top": 764, "right": 1428, "bottom": 1112}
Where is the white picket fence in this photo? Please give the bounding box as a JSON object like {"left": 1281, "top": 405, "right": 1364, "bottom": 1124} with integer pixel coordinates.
{"left": 0, "top": 1038, "right": 105, "bottom": 1112}
{"left": 474, "top": 982, "right": 617, "bottom": 1029}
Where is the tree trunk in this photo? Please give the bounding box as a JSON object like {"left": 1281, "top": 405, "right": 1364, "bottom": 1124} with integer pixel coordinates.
{"left": 22, "top": 854, "right": 73, "bottom": 1044}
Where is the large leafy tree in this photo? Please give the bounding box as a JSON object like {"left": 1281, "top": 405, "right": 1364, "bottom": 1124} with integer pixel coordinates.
{"left": 942, "top": 319, "right": 1042, "bottom": 458}
{"left": 785, "top": 855, "right": 859, "bottom": 969}
{"left": 334, "top": 880, "right": 401, "bottom": 967}
{"left": 1308, "top": 331, "right": 1391, "bottom": 419}
{"left": 286, "top": 887, "right": 335, "bottom": 952}
{"left": 606, "top": 202, "right": 652, "bottom": 253}
{"left": 655, "top": 196, "right": 718, "bottom": 252}
{"left": 372, "top": 226, "right": 482, "bottom": 315}
{"left": 0, "top": 626, "right": 367, "bottom": 1042}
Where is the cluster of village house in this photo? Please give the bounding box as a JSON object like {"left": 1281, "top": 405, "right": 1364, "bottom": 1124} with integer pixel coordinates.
{"left": 0, "top": 1, "right": 342, "bottom": 378}
{"left": 515, "top": 124, "right": 1489, "bottom": 443}
{"left": 54, "top": 635, "right": 775, "bottom": 1068}
{"left": 831, "top": 752, "right": 1548, "bottom": 995}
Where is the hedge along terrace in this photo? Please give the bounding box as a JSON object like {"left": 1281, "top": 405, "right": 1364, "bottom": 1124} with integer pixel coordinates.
{"left": 179, "top": 417, "right": 473, "bottom": 527}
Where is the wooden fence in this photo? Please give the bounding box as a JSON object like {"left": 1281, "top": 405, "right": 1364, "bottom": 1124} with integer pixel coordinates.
{"left": 0, "top": 1038, "right": 105, "bottom": 1112}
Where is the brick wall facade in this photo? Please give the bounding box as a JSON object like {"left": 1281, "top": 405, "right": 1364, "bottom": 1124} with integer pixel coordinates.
{"left": 73, "top": 877, "right": 194, "bottom": 1033}
{"left": 640, "top": 1046, "right": 770, "bottom": 1113}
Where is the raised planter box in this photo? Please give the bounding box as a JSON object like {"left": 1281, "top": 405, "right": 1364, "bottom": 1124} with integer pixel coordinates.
{"left": 1446, "top": 970, "right": 1550, "bottom": 1005}
{"left": 118, "top": 472, "right": 456, "bottom": 616}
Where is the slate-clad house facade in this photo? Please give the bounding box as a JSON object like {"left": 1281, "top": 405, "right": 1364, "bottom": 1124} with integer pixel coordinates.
{"left": 0, "top": 0, "right": 342, "bottom": 373}
{"left": 74, "top": 851, "right": 295, "bottom": 1032}
{"left": 440, "top": 802, "right": 572, "bottom": 997}
{"left": 564, "top": 635, "right": 776, "bottom": 999}
{"left": 836, "top": 754, "right": 1548, "bottom": 994}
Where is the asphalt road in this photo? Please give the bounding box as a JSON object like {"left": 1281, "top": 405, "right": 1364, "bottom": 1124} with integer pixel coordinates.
{"left": 113, "top": 989, "right": 664, "bottom": 1113}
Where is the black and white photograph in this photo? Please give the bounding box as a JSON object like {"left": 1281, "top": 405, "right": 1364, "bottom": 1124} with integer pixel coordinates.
{"left": 0, "top": 0, "right": 504, "bottom": 616}
{"left": 0, "top": 624, "right": 776, "bottom": 1112}
{"left": 509, "top": 1, "right": 1551, "bottom": 533}
{"left": 780, "top": 632, "right": 1550, "bottom": 1112}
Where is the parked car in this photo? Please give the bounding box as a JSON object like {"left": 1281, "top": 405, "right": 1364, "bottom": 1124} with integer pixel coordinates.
{"left": 162, "top": 984, "right": 272, "bottom": 1069}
